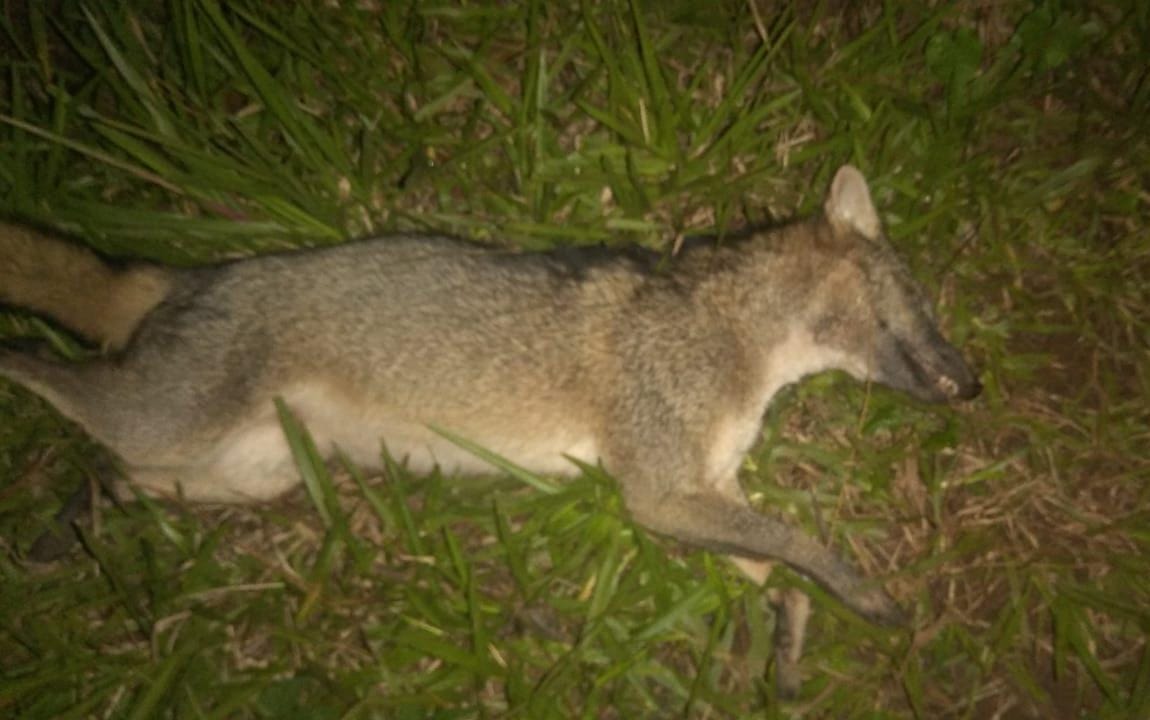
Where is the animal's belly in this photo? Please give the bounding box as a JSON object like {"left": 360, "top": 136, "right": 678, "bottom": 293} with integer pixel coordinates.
{"left": 286, "top": 384, "right": 598, "bottom": 478}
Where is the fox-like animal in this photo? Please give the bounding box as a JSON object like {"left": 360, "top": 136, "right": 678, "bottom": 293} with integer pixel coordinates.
{"left": 0, "top": 166, "right": 979, "bottom": 626}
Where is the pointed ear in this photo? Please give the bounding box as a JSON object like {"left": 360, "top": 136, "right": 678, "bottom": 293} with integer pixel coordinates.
{"left": 825, "top": 165, "right": 882, "bottom": 240}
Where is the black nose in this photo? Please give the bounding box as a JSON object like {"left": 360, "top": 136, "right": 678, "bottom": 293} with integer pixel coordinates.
{"left": 957, "top": 376, "right": 982, "bottom": 401}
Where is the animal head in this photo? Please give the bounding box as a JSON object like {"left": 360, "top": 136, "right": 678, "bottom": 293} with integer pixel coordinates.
{"left": 799, "top": 165, "right": 981, "bottom": 404}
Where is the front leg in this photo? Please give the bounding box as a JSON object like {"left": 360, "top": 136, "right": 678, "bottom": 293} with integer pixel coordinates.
{"left": 620, "top": 481, "right": 905, "bottom": 626}
{"left": 599, "top": 368, "right": 904, "bottom": 625}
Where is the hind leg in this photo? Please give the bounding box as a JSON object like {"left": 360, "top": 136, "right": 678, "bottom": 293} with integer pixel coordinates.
{"left": 1, "top": 350, "right": 297, "bottom": 501}
{"left": 24, "top": 419, "right": 300, "bottom": 562}
{"left": 122, "top": 465, "right": 299, "bottom": 504}
{"left": 113, "top": 417, "right": 304, "bottom": 504}
{"left": 24, "top": 415, "right": 301, "bottom": 557}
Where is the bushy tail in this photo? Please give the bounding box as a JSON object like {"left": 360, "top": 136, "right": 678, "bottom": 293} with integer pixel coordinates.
{"left": 0, "top": 223, "right": 172, "bottom": 350}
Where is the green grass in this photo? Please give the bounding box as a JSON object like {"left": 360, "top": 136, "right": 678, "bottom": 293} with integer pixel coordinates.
{"left": 1, "top": 0, "right": 1147, "bottom": 717}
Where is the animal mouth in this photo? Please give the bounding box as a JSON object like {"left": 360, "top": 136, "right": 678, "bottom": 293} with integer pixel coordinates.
{"left": 892, "top": 336, "right": 980, "bottom": 402}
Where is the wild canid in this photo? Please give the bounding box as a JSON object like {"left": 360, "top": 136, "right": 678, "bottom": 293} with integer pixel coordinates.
{"left": 0, "top": 165, "right": 980, "bottom": 628}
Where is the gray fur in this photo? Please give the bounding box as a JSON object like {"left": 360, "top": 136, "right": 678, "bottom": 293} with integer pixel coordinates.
{"left": 0, "top": 166, "right": 979, "bottom": 625}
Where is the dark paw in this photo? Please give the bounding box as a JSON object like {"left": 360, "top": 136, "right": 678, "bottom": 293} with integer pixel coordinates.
{"left": 26, "top": 481, "right": 92, "bottom": 562}
{"left": 774, "top": 659, "right": 802, "bottom": 701}
{"left": 852, "top": 585, "right": 907, "bottom": 627}
{"left": 770, "top": 588, "right": 811, "bottom": 700}
{"left": 27, "top": 524, "right": 79, "bottom": 562}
